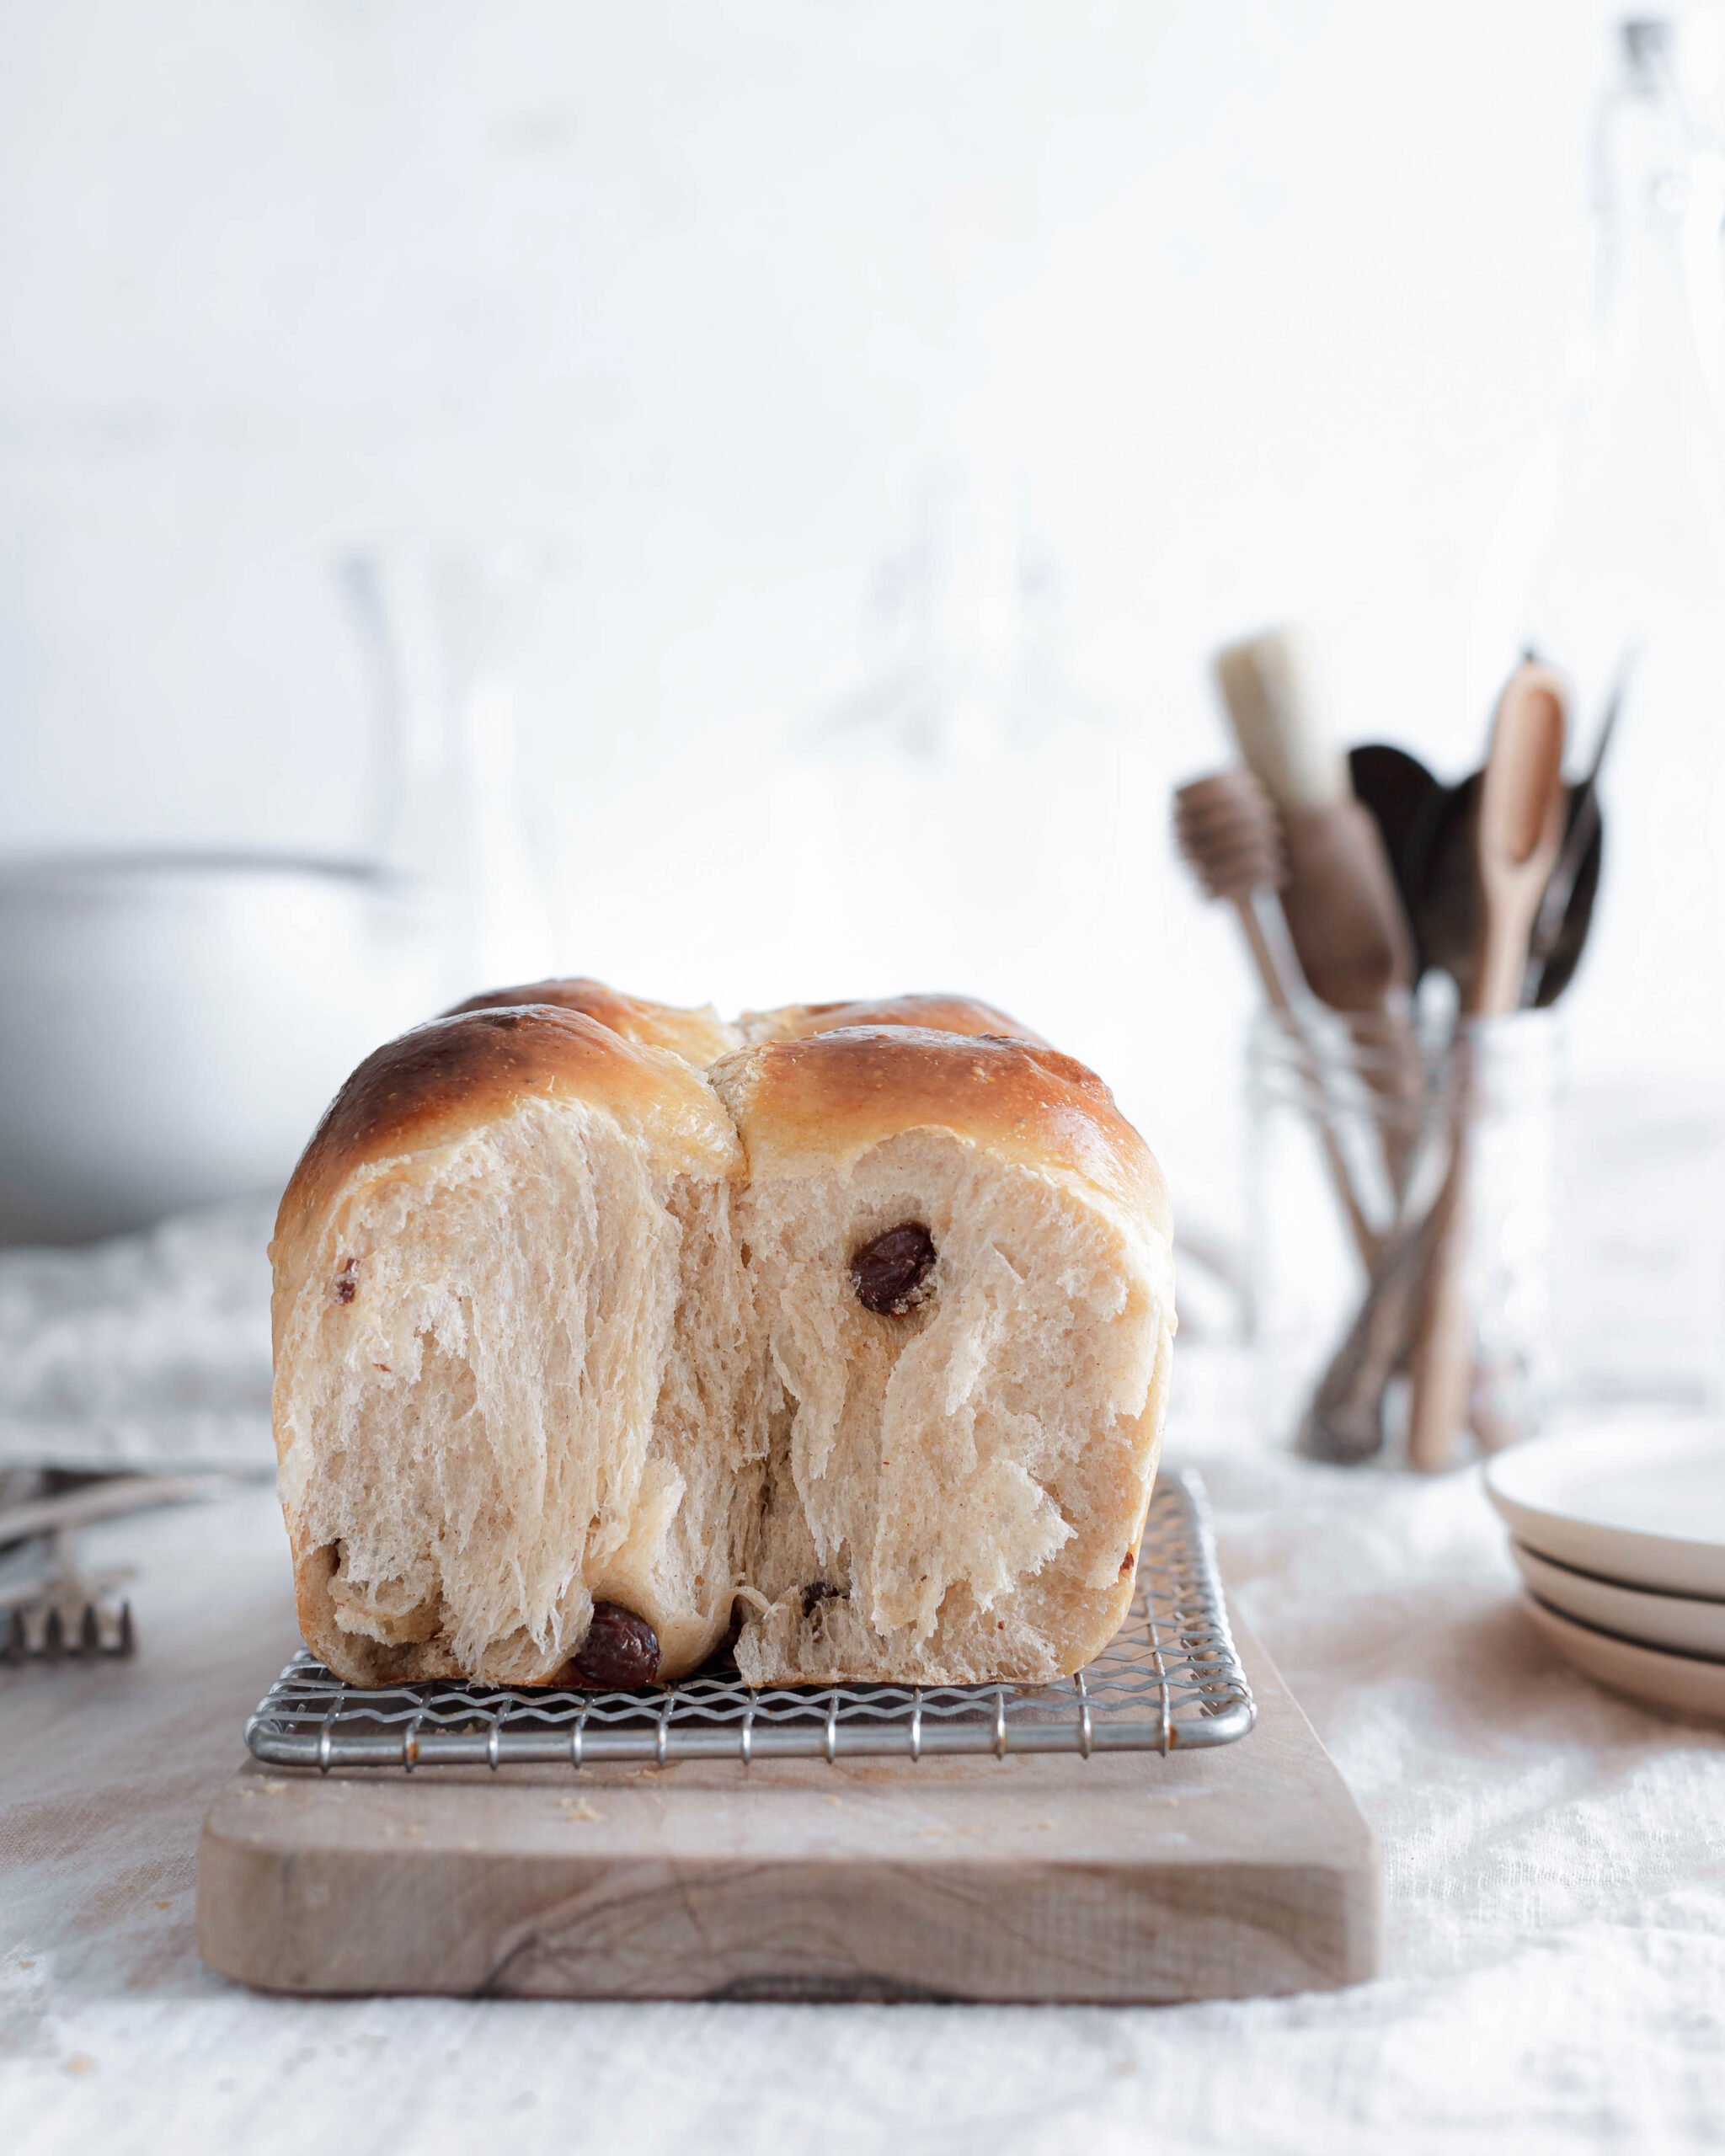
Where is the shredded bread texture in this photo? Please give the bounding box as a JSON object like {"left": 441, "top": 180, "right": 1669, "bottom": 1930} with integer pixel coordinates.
{"left": 270, "top": 990, "right": 1173, "bottom": 1689}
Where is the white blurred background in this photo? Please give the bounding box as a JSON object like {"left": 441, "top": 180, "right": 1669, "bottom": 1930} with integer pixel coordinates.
{"left": 2, "top": 0, "right": 1722, "bottom": 1268}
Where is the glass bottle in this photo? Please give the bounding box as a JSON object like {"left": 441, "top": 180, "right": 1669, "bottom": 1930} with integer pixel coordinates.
{"left": 1471, "top": 18, "right": 1725, "bottom": 1412}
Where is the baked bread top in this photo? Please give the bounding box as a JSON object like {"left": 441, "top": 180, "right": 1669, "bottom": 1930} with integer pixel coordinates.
{"left": 710, "top": 1025, "right": 1168, "bottom": 1255}
{"left": 742, "top": 993, "right": 1048, "bottom": 1047}
{"left": 280, "top": 980, "right": 1160, "bottom": 1296}
{"left": 444, "top": 979, "right": 1044, "bottom": 1057}
{"left": 444, "top": 976, "right": 738, "bottom": 1065}
{"left": 272, "top": 1003, "right": 741, "bottom": 1348}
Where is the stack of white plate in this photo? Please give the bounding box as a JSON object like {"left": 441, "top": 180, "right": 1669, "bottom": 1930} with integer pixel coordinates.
{"left": 1485, "top": 1422, "right": 1725, "bottom": 1721}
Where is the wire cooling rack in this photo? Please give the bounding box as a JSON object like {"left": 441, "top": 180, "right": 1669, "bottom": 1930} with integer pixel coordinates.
{"left": 245, "top": 1467, "right": 1252, "bottom": 1771}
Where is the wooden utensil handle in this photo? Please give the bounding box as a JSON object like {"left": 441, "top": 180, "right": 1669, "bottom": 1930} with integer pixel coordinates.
{"left": 1405, "top": 1170, "right": 1472, "bottom": 1472}
{"left": 1299, "top": 1194, "right": 1437, "bottom": 1462}
{"left": 1213, "top": 627, "right": 1350, "bottom": 814}
{"left": 1235, "top": 894, "right": 1382, "bottom": 1273}
{"left": 1302, "top": 1098, "right": 1466, "bottom": 1465}
{"left": 1404, "top": 1075, "right": 1478, "bottom": 1474}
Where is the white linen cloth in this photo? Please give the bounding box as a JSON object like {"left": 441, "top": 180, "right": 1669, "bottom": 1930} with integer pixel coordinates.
{"left": 0, "top": 1201, "right": 274, "bottom": 1476}
{"left": 3, "top": 1337, "right": 1725, "bottom": 2156}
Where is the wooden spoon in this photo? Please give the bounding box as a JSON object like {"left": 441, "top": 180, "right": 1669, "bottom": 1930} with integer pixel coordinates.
{"left": 1471, "top": 665, "right": 1570, "bottom": 1011}
{"left": 1408, "top": 651, "right": 1615, "bottom": 1011}
{"left": 1404, "top": 662, "right": 1569, "bottom": 1470}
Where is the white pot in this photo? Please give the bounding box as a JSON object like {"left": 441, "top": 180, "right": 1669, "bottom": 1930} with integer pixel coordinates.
{"left": 0, "top": 854, "right": 446, "bottom": 1244}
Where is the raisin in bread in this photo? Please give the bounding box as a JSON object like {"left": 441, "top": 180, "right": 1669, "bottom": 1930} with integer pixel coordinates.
{"left": 270, "top": 985, "right": 1172, "bottom": 1689}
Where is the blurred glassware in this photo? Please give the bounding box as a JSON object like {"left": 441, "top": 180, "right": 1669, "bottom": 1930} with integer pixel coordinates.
{"left": 1471, "top": 15, "right": 1725, "bottom": 1412}
{"left": 1248, "top": 1005, "right": 1561, "bottom": 1466}
{"left": 338, "top": 544, "right": 557, "bottom": 999}
{"left": 0, "top": 544, "right": 556, "bottom": 1246}
{"left": 773, "top": 470, "right": 1153, "bottom": 1093}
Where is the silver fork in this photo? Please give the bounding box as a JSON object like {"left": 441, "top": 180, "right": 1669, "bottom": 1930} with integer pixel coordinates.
{"left": 0, "top": 1474, "right": 230, "bottom": 1662}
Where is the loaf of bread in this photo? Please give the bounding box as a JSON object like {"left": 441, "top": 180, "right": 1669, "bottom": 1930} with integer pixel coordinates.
{"left": 270, "top": 983, "right": 1172, "bottom": 1689}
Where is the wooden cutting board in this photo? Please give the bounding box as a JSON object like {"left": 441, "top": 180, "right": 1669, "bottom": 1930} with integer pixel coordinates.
{"left": 197, "top": 1608, "right": 1378, "bottom": 2004}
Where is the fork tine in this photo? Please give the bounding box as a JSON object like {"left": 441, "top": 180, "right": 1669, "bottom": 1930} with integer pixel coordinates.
{"left": 1, "top": 1609, "right": 21, "bottom": 1663}
{"left": 79, "top": 1604, "right": 101, "bottom": 1655}
{"left": 43, "top": 1606, "right": 63, "bottom": 1659}
{"left": 115, "top": 1603, "right": 135, "bottom": 1657}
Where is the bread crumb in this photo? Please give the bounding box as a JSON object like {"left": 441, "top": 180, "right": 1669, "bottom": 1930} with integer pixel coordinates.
{"left": 403, "top": 1825, "right": 427, "bottom": 1840}
{"left": 153, "top": 1899, "right": 171, "bottom": 1910}
{"left": 559, "top": 1799, "right": 601, "bottom": 1822}
{"left": 64, "top": 2054, "right": 97, "bottom": 2077}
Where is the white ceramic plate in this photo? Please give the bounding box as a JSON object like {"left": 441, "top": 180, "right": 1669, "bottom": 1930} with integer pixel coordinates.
{"left": 1484, "top": 1420, "right": 1725, "bottom": 1598}
{"left": 1522, "top": 1593, "right": 1725, "bottom": 1723}
{"left": 1511, "top": 1541, "right": 1725, "bottom": 1660}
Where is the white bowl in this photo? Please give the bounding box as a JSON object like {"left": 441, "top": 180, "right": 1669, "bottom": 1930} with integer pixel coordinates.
{"left": 1510, "top": 1540, "right": 1725, "bottom": 1660}
{"left": 1522, "top": 1593, "right": 1725, "bottom": 1724}
{"left": 1484, "top": 1420, "right": 1725, "bottom": 1599}
{"left": 0, "top": 853, "right": 446, "bottom": 1243}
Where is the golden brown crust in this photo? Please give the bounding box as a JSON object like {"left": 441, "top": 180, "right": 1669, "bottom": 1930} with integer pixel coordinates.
{"left": 271, "top": 1005, "right": 740, "bottom": 1332}
{"left": 743, "top": 993, "right": 1047, "bottom": 1049}
{"left": 270, "top": 987, "right": 1170, "bottom": 1690}
{"left": 711, "top": 1025, "right": 1169, "bottom": 1249}
{"left": 445, "top": 976, "right": 737, "bottom": 1065}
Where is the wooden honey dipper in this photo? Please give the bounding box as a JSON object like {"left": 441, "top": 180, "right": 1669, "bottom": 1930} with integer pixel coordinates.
{"left": 1173, "top": 771, "right": 1305, "bottom": 995}
{"left": 1173, "top": 770, "right": 1380, "bottom": 1270}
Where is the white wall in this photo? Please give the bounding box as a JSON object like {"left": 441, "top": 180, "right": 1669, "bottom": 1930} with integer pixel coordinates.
{"left": 0, "top": 0, "right": 1711, "bottom": 1243}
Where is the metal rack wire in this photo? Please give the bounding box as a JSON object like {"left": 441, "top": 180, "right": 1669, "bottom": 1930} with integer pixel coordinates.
{"left": 245, "top": 1467, "right": 1253, "bottom": 1771}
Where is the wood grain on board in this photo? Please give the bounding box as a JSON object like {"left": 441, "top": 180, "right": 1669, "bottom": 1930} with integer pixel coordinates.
{"left": 197, "top": 1608, "right": 1379, "bottom": 2004}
